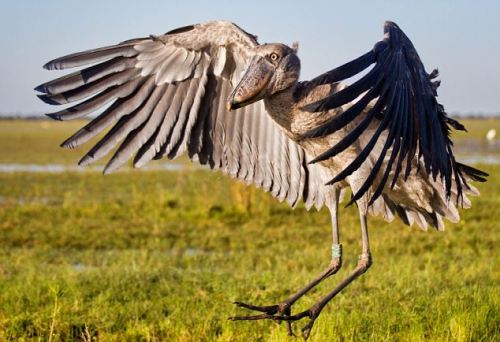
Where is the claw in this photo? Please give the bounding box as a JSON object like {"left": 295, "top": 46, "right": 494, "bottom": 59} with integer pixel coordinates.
{"left": 301, "top": 319, "right": 316, "bottom": 340}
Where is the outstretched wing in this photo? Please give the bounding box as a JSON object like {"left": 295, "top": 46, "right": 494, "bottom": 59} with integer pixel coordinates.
{"left": 35, "top": 21, "right": 334, "bottom": 209}
{"left": 300, "top": 21, "right": 487, "bottom": 206}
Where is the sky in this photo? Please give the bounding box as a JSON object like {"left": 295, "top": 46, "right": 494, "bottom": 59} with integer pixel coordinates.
{"left": 0, "top": 0, "right": 499, "bottom": 115}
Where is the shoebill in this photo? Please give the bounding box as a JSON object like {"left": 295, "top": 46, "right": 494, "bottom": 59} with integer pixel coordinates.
{"left": 36, "top": 20, "right": 487, "bottom": 339}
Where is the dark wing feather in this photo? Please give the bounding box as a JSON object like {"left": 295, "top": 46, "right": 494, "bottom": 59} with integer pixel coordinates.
{"left": 36, "top": 20, "right": 333, "bottom": 210}
{"left": 302, "top": 21, "right": 487, "bottom": 205}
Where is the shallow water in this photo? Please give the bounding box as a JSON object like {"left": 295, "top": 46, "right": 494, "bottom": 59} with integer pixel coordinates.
{"left": 0, "top": 156, "right": 498, "bottom": 174}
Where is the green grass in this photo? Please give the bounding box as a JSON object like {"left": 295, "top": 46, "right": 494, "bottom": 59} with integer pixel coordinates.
{"left": 0, "top": 120, "right": 499, "bottom": 341}
{"left": 0, "top": 118, "right": 498, "bottom": 165}
{"left": 0, "top": 120, "right": 85, "bottom": 165}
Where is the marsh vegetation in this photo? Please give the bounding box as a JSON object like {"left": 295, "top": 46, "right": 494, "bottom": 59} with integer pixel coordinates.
{"left": 0, "top": 119, "right": 498, "bottom": 341}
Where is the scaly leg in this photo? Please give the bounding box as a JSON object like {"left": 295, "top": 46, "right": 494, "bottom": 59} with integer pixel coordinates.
{"left": 273, "top": 209, "right": 372, "bottom": 340}
{"left": 229, "top": 195, "right": 343, "bottom": 336}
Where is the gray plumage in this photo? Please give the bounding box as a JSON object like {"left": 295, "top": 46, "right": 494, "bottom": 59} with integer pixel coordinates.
{"left": 36, "top": 20, "right": 487, "bottom": 339}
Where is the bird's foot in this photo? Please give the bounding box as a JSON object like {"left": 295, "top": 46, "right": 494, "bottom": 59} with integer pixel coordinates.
{"left": 229, "top": 301, "right": 321, "bottom": 339}
{"left": 228, "top": 301, "right": 296, "bottom": 336}
{"left": 270, "top": 307, "right": 320, "bottom": 340}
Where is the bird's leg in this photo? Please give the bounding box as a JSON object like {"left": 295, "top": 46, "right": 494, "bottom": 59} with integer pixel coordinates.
{"left": 272, "top": 209, "right": 372, "bottom": 340}
{"left": 229, "top": 197, "right": 343, "bottom": 336}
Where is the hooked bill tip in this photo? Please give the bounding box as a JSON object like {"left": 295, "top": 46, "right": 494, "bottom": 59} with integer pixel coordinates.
{"left": 226, "top": 101, "right": 233, "bottom": 112}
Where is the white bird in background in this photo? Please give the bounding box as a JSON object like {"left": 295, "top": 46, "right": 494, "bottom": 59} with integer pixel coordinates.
{"left": 35, "top": 20, "right": 488, "bottom": 339}
{"left": 486, "top": 129, "right": 496, "bottom": 142}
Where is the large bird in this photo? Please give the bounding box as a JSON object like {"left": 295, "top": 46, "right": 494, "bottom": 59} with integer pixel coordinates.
{"left": 36, "top": 20, "right": 487, "bottom": 339}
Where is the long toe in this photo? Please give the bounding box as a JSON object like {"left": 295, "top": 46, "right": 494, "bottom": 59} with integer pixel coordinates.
{"left": 233, "top": 301, "right": 279, "bottom": 314}
{"left": 286, "top": 321, "right": 295, "bottom": 337}
{"left": 228, "top": 313, "right": 274, "bottom": 321}
{"left": 272, "top": 309, "right": 311, "bottom": 322}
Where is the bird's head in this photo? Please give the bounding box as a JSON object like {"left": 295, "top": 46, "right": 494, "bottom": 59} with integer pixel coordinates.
{"left": 226, "top": 43, "right": 300, "bottom": 111}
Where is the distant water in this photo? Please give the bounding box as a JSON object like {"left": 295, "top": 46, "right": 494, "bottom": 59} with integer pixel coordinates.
{"left": 0, "top": 156, "right": 497, "bottom": 174}
{"left": 455, "top": 155, "right": 500, "bottom": 165}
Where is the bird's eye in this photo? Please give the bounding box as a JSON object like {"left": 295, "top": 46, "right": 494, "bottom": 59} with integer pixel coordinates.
{"left": 270, "top": 53, "right": 279, "bottom": 61}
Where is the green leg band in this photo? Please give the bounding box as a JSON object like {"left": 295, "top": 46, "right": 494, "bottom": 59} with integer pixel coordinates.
{"left": 331, "top": 244, "right": 342, "bottom": 259}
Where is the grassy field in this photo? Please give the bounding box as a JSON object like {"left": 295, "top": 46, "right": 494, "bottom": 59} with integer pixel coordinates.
{"left": 0, "top": 119, "right": 498, "bottom": 341}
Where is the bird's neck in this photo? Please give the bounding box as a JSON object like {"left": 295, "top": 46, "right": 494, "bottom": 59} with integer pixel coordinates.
{"left": 264, "top": 82, "right": 340, "bottom": 140}
{"left": 263, "top": 85, "right": 297, "bottom": 135}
